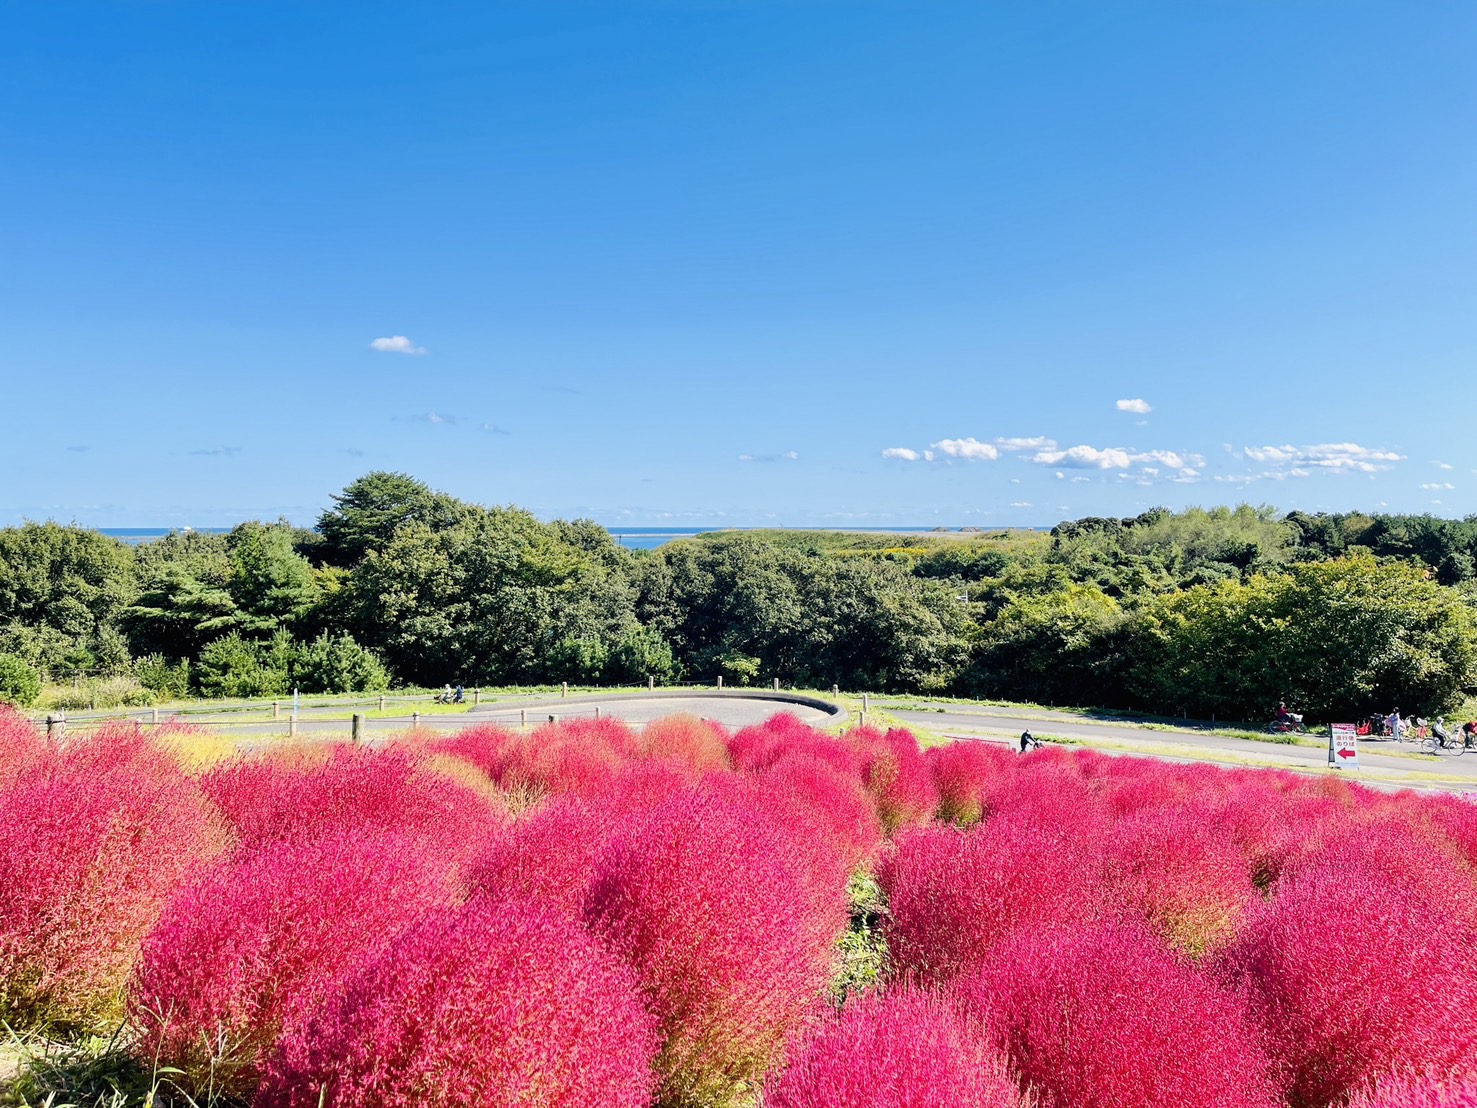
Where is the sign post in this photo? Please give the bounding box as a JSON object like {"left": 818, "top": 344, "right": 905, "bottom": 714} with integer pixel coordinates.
{"left": 1329, "top": 723, "right": 1359, "bottom": 769}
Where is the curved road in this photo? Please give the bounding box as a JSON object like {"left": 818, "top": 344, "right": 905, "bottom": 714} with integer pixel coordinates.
{"left": 62, "top": 690, "right": 1477, "bottom": 794}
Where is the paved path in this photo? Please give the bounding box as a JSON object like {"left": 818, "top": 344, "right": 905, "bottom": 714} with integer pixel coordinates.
{"left": 885, "top": 703, "right": 1477, "bottom": 794}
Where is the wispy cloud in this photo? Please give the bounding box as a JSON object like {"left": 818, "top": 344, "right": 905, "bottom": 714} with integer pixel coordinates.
{"left": 931, "top": 437, "right": 999, "bottom": 461}
{"left": 1240, "top": 443, "right": 1404, "bottom": 473}
{"left": 482, "top": 423, "right": 512, "bottom": 436}
{"left": 187, "top": 446, "right": 243, "bottom": 457}
{"left": 1435, "top": 461, "right": 1454, "bottom": 470}
{"left": 346, "top": 448, "right": 367, "bottom": 457}
{"left": 994, "top": 436, "right": 1057, "bottom": 452}
{"left": 739, "top": 451, "right": 800, "bottom": 463}
{"left": 369, "top": 335, "right": 428, "bottom": 355}
{"left": 881, "top": 447, "right": 920, "bottom": 461}
{"left": 1420, "top": 482, "right": 1455, "bottom": 491}
{"left": 1010, "top": 501, "right": 1033, "bottom": 508}
{"left": 1029, "top": 444, "right": 1203, "bottom": 473}
{"left": 1116, "top": 398, "right": 1152, "bottom": 414}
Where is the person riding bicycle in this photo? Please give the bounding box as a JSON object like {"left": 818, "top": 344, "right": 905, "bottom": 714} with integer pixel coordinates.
{"left": 1019, "top": 730, "right": 1037, "bottom": 753}
{"left": 1276, "top": 702, "right": 1292, "bottom": 725}
{"left": 1464, "top": 720, "right": 1477, "bottom": 748}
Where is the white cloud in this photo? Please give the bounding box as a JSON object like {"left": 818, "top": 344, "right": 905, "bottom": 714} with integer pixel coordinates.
{"left": 1116, "top": 398, "right": 1152, "bottom": 414}
{"left": 738, "top": 451, "right": 800, "bottom": 463}
{"left": 881, "top": 447, "right": 920, "bottom": 461}
{"left": 1010, "top": 501, "right": 1032, "bottom": 508}
{"left": 931, "top": 437, "right": 1000, "bottom": 461}
{"left": 1436, "top": 461, "right": 1454, "bottom": 470}
{"left": 994, "top": 436, "right": 1057, "bottom": 452}
{"left": 1055, "top": 471, "right": 1065, "bottom": 480}
{"left": 783, "top": 450, "right": 799, "bottom": 461}
{"left": 370, "top": 335, "right": 428, "bottom": 355}
{"left": 1241, "top": 443, "right": 1404, "bottom": 473}
{"left": 1033, "top": 445, "right": 1133, "bottom": 469}
{"left": 1420, "top": 482, "right": 1455, "bottom": 491}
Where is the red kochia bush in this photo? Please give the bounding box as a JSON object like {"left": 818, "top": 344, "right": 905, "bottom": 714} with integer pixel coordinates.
{"left": 584, "top": 789, "right": 839, "bottom": 1105}
{"left": 1224, "top": 866, "right": 1477, "bottom": 1108}
{"left": 0, "top": 706, "right": 44, "bottom": 789}
{"left": 847, "top": 726, "right": 938, "bottom": 834}
{"left": 1101, "top": 805, "right": 1257, "bottom": 955}
{"left": 761, "top": 752, "right": 883, "bottom": 871}
{"left": 879, "top": 820, "right": 1102, "bottom": 983}
{"left": 926, "top": 740, "right": 1015, "bottom": 826}
{"left": 959, "top": 923, "right": 1278, "bottom": 1108}
{"left": 640, "top": 713, "right": 731, "bottom": 773}
{"left": 764, "top": 989, "right": 1024, "bottom": 1108}
{"left": 467, "top": 762, "right": 694, "bottom": 915}
{"left": 1348, "top": 1071, "right": 1477, "bottom": 1107}
{"left": 259, "top": 898, "right": 657, "bottom": 1108}
{"left": 201, "top": 744, "right": 498, "bottom": 857}
{"left": 131, "top": 830, "right": 458, "bottom": 1096}
{"left": 0, "top": 726, "right": 228, "bottom": 1027}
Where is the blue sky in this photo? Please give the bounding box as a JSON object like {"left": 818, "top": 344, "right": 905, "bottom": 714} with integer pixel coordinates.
{"left": 2, "top": 2, "right": 1474, "bottom": 528}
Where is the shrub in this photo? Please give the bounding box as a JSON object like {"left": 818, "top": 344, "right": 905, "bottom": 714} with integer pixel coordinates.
{"left": 259, "top": 898, "right": 658, "bottom": 1108}
{"left": 584, "top": 789, "right": 838, "bottom": 1106}
{"left": 879, "top": 820, "right": 1102, "bottom": 983}
{"left": 846, "top": 726, "right": 937, "bottom": 834}
{"left": 0, "top": 705, "right": 44, "bottom": 788}
{"left": 1347, "top": 1071, "right": 1477, "bottom": 1107}
{"left": 762, "top": 752, "right": 883, "bottom": 871}
{"left": 1101, "top": 805, "right": 1257, "bottom": 955}
{"left": 196, "top": 630, "right": 293, "bottom": 698}
{"left": 495, "top": 717, "right": 640, "bottom": 796}
{"left": 134, "top": 654, "right": 191, "bottom": 700}
{"left": 130, "top": 830, "right": 457, "bottom": 1097}
{"left": 201, "top": 744, "right": 500, "bottom": 858}
{"left": 640, "top": 712, "right": 730, "bottom": 773}
{"left": 926, "top": 739, "right": 1015, "bottom": 826}
{"left": 0, "top": 726, "right": 229, "bottom": 1028}
{"left": 1223, "top": 866, "right": 1477, "bottom": 1107}
{"left": 467, "top": 763, "right": 693, "bottom": 915}
{"left": 764, "top": 988, "right": 1024, "bottom": 1108}
{"left": 958, "top": 922, "right": 1278, "bottom": 1108}
{"left": 292, "top": 632, "right": 391, "bottom": 693}
{"left": 0, "top": 652, "right": 41, "bottom": 706}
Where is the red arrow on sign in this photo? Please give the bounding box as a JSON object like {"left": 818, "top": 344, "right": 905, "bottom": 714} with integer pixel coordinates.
{"left": 1337, "top": 748, "right": 1357, "bottom": 759}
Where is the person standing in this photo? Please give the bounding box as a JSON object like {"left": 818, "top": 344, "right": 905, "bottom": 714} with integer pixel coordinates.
{"left": 1389, "top": 709, "right": 1403, "bottom": 743}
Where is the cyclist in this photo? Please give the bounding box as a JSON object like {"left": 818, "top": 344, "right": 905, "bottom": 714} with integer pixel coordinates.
{"left": 1019, "top": 730, "right": 1037, "bottom": 753}
{"left": 1464, "top": 720, "right": 1477, "bottom": 749}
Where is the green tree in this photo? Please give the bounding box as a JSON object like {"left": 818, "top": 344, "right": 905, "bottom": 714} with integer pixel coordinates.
{"left": 0, "top": 653, "right": 41, "bottom": 707}
{"left": 1127, "top": 556, "right": 1477, "bottom": 720}
{"left": 962, "top": 583, "right": 1125, "bottom": 705}
{"left": 196, "top": 630, "right": 294, "bottom": 698}
{"left": 292, "top": 633, "right": 391, "bottom": 693}
{"left": 228, "top": 523, "right": 319, "bottom": 630}
{"left": 317, "top": 471, "right": 466, "bottom": 567}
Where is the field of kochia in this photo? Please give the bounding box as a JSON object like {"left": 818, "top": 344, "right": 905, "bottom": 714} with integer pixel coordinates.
{"left": 2, "top": 706, "right": 1476, "bottom": 1107}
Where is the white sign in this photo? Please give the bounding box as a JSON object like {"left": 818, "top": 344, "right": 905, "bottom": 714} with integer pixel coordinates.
{"left": 1329, "top": 723, "right": 1359, "bottom": 769}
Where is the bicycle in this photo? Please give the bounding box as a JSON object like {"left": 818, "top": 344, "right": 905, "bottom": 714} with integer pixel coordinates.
{"left": 1422, "top": 723, "right": 1466, "bottom": 757}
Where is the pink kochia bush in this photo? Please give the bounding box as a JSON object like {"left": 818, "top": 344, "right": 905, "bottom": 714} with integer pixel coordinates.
{"left": 1101, "top": 806, "right": 1257, "bottom": 956}
{"left": 926, "top": 739, "right": 1014, "bottom": 826}
{"left": 259, "top": 897, "right": 658, "bottom": 1108}
{"left": 959, "top": 923, "right": 1279, "bottom": 1108}
{"left": 130, "top": 830, "right": 458, "bottom": 1097}
{"left": 846, "top": 726, "right": 938, "bottom": 834}
{"left": 1224, "top": 865, "right": 1477, "bottom": 1108}
{"left": 201, "top": 744, "right": 498, "bottom": 858}
{"left": 879, "top": 820, "right": 1102, "bottom": 983}
{"left": 584, "top": 788, "right": 843, "bottom": 1106}
{"left": 1348, "top": 1071, "right": 1477, "bottom": 1108}
{"left": 0, "top": 706, "right": 45, "bottom": 789}
{"left": 764, "top": 989, "right": 1024, "bottom": 1108}
{"left": 0, "top": 725, "right": 228, "bottom": 1027}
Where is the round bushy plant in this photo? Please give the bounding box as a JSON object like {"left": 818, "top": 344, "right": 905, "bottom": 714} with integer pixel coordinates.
{"left": 958, "top": 922, "right": 1279, "bottom": 1108}
{"left": 259, "top": 898, "right": 658, "bottom": 1108}
{"left": 879, "top": 820, "right": 1103, "bottom": 983}
{"left": 640, "top": 712, "right": 731, "bottom": 773}
{"left": 926, "top": 739, "right": 1015, "bottom": 826}
{"left": 764, "top": 989, "right": 1024, "bottom": 1108}
{"left": 0, "top": 726, "right": 229, "bottom": 1028}
{"left": 201, "top": 743, "right": 499, "bottom": 857}
{"left": 1347, "top": 1071, "right": 1477, "bottom": 1107}
{"left": 131, "top": 830, "right": 457, "bottom": 1097}
{"left": 584, "top": 788, "right": 840, "bottom": 1106}
{"left": 1224, "top": 866, "right": 1477, "bottom": 1107}
{"left": 846, "top": 726, "right": 938, "bottom": 834}
{"left": 1101, "top": 805, "right": 1257, "bottom": 956}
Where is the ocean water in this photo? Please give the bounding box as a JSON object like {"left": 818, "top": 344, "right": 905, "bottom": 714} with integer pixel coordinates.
{"left": 100, "top": 525, "right": 1007, "bottom": 550}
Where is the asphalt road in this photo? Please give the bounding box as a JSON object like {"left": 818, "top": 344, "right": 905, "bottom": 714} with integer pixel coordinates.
{"left": 64, "top": 691, "right": 1477, "bottom": 794}
{"left": 886, "top": 703, "right": 1477, "bottom": 794}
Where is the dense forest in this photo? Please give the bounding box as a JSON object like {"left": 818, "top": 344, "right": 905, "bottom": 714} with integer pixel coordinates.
{"left": 2, "top": 472, "right": 1475, "bottom": 722}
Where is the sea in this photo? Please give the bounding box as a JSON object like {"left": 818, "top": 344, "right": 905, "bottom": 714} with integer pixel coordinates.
{"left": 100, "top": 525, "right": 1011, "bottom": 551}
